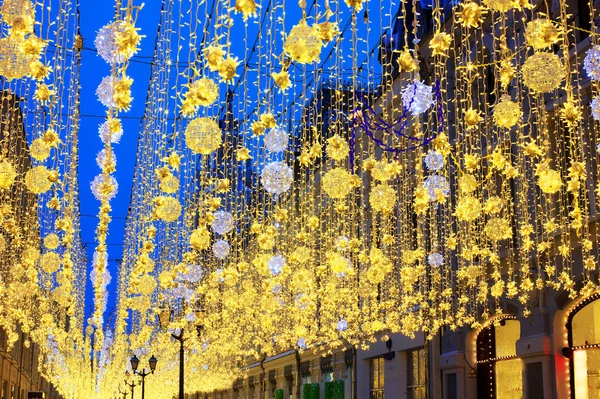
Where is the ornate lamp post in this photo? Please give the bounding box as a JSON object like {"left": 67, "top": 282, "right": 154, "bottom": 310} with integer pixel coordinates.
{"left": 130, "top": 355, "right": 157, "bottom": 399}
{"left": 124, "top": 372, "right": 138, "bottom": 399}
{"left": 158, "top": 304, "right": 185, "bottom": 399}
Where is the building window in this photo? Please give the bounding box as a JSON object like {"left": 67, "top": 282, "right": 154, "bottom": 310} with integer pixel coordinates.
{"left": 569, "top": 296, "right": 600, "bottom": 398}
{"left": 369, "top": 357, "right": 385, "bottom": 399}
{"left": 476, "top": 317, "right": 522, "bottom": 399}
{"left": 2, "top": 381, "right": 6, "bottom": 399}
{"left": 407, "top": 348, "right": 427, "bottom": 399}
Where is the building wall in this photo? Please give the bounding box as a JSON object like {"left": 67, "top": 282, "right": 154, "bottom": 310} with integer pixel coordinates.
{"left": 0, "top": 327, "right": 62, "bottom": 399}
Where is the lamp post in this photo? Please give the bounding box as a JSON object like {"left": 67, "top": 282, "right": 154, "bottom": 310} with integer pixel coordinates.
{"left": 130, "top": 355, "right": 157, "bottom": 399}
{"left": 158, "top": 305, "right": 185, "bottom": 399}
{"left": 124, "top": 373, "right": 137, "bottom": 399}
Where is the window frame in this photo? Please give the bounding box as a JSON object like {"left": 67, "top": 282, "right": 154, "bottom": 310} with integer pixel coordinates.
{"left": 406, "top": 348, "right": 427, "bottom": 399}
{"left": 369, "top": 357, "right": 385, "bottom": 399}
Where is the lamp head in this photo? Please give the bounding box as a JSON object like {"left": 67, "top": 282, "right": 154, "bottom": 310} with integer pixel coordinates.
{"left": 130, "top": 355, "right": 140, "bottom": 372}
{"left": 158, "top": 304, "right": 172, "bottom": 331}
{"left": 149, "top": 355, "right": 158, "bottom": 372}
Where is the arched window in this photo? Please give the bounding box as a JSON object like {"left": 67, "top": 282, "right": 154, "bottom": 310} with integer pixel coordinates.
{"left": 476, "top": 317, "right": 523, "bottom": 399}
{"left": 567, "top": 295, "right": 600, "bottom": 398}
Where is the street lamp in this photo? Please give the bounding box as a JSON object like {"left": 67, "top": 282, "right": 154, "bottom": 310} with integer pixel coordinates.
{"left": 130, "top": 355, "right": 157, "bottom": 399}
{"left": 124, "top": 372, "right": 138, "bottom": 399}
{"left": 157, "top": 304, "right": 185, "bottom": 399}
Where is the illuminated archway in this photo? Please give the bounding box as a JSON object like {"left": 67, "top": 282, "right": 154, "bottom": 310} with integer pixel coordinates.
{"left": 565, "top": 292, "right": 600, "bottom": 399}
{"left": 474, "top": 315, "right": 523, "bottom": 399}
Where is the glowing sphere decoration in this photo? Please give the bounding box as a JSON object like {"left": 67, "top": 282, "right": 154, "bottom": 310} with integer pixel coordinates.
{"left": 190, "top": 228, "right": 211, "bottom": 251}
{"left": 213, "top": 239, "right": 230, "bottom": 259}
{"left": 94, "top": 22, "right": 129, "bottom": 65}
{"left": 155, "top": 196, "right": 182, "bottom": 222}
{"left": 484, "top": 218, "right": 512, "bottom": 241}
{"left": 25, "top": 166, "right": 52, "bottom": 194}
{"left": 185, "top": 117, "right": 222, "bottom": 155}
{"left": 584, "top": 45, "right": 600, "bottom": 80}
{"left": 211, "top": 211, "right": 234, "bottom": 235}
{"left": 268, "top": 254, "right": 285, "bottom": 275}
{"left": 40, "top": 252, "right": 61, "bottom": 274}
{"left": 99, "top": 120, "right": 123, "bottom": 144}
{"left": 424, "top": 174, "right": 450, "bottom": 200}
{"left": 427, "top": 252, "right": 444, "bottom": 267}
{"left": 537, "top": 168, "right": 562, "bottom": 194}
{"left": 401, "top": 80, "right": 435, "bottom": 116}
{"left": 337, "top": 319, "right": 348, "bottom": 332}
{"left": 265, "top": 127, "right": 289, "bottom": 153}
{"left": 493, "top": 94, "right": 522, "bottom": 129}
{"left": 160, "top": 174, "right": 179, "bottom": 194}
{"left": 525, "top": 19, "right": 560, "bottom": 50}
{"left": 483, "top": 0, "right": 514, "bottom": 12}
{"left": 179, "top": 264, "right": 204, "bottom": 283}
{"left": 0, "top": 36, "right": 36, "bottom": 80}
{"left": 424, "top": 150, "right": 444, "bottom": 171}
{"left": 297, "top": 338, "right": 307, "bottom": 350}
{"left": 90, "top": 174, "right": 118, "bottom": 201}
{"left": 260, "top": 161, "right": 293, "bottom": 195}
{"left": 322, "top": 168, "right": 354, "bottom": 199}
{"left": 96, "top": 76, "right": 117, "bottom": 108}
{"left": 0, "top": 0, "right": 34, "bottom": 28}
{"left": 284, "top": 20, "right": 323, "bottom": 64}
{"left": 0, "top": 160, "right": 17, "bottom": 189}
{"left": 96, "top": 148, "right": 116, "bottom": 170}
{"left": 593, "top": 96, "right": 600, "bottom": 121}
{"left": 369, "top": 184, "right": 397, "bottom": 213}
{"left": 455, "top": 195, "right": 482, "bottom": 222}
{"left": 521, "top": 52, "right": 564, "bottom": 93}
{"left": 43, "top": 234, "right": 60, "bottom": 250}
{"left": 30, "top": 139, "right": 51, "bottom": 161}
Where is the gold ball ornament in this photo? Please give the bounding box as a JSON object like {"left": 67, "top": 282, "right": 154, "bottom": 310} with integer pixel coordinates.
{"left": 326, "top": 135, "right": 349, "bottom": 161}
{"left": 537, "top": 168, "right": 562, "bottom": 194}
{"left": 187, "top": 77, "right": 219, "bottom": 107}
{"left": 190, "top": 227, "right": 211, "bottom": 251}
{"left": 457, "top": 2, "right": 485, "bottom": 28}
{"left": 0, "top": 36, "right": 36, "bottom": 80}
{"left": 185, "top": 117, "right": 222, "bottom": 155}
{"left": 483, "top": 0, "right": 514, "bottom": 12}
{"left": 218, "top": 56, "right": 238, "bottom": 83}
{"left": 137, "top": 274, "right": 157, "bottom": 296}
{"left": 30, "top": 138, "right": 51, "bottom": 161}
{"left": 484, "top": 218, "right": 512, "bottom": 241}
{"left": 43, "top": 233, "right": 60, "bottom": 250}
{"left": 493, "top": 94, "right": 522, "bottom": 129}
{"left": 284, "top": 20, "right": 323, "bottom": 64}
{"left": 0, "top": 0, "right": 34, "bottom": 30}
{"left": 204, "top": 45, "right": 225, "bottom": 72}
{"left": 322, "top": 168, "right": 357, "bottom": 199}
{"left": 525, "top": 19, "right": 561, "bottom": 49}
{"left": 24, "top": 166, "right": 52, "bottom": 194}
{"left": 454, "top": 195, "right": 482, "bottom": 222}
{"left": 521, "top": 52, "right": 564, "bottom": 93}
{"left": 160, "top": 174, "right": 179, "bottom": 194}
{"left": 40, "top": 252, "right": 61, "bottom": 274}
{"left": 155, "top": 196, "right": 182, "bottom": 222}
{"left": 370, "top": 184, "right": 397, "bottom": 213}
{"left": 0, "top": 160, "right": 17, "bottom": 189}
{"left": 464, "top": 108, "right": 483, "bottom": 129}
{"left": 234, "top": 0, "right": 257, "bottom": 20}
{"left": 22, "top": 246, "right": 39, "bottom": 265}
